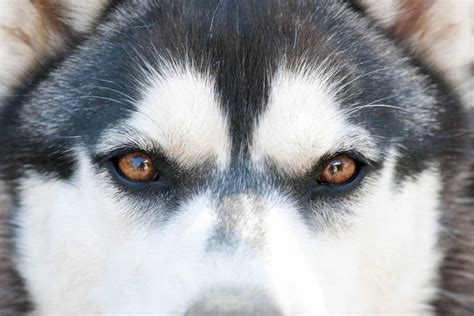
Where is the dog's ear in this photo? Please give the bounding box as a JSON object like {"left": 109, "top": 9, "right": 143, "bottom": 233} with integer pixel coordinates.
{"left": 0, "top": 0, "right": 112, "bottom": 98}
{"left": 358, "top": 0, "right": 473, "bottom": 85}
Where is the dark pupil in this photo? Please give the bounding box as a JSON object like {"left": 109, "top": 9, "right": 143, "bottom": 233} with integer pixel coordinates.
{"left": 131, "top": 156, "right": 147, "bottom": 170}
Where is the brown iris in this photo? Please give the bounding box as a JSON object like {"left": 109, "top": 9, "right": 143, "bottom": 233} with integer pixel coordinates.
{"left": 116, "top": 152, "right": 157, "bottom": 182}
{"left": 318, "top": 155, "right": 357, "bottom": 185}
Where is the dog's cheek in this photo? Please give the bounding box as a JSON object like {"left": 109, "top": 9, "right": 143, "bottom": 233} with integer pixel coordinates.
{"left": 337, "top": 159, "right": 443, "bottom": 311}
{"left": 13, "top": 156, "right": 135, "bottom": 314}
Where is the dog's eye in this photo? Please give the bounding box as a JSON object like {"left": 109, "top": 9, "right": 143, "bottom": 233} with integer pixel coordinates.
{"left": 116, "top": 152, "right": 158, "bottom": 182}
{"left": 318, "top": 155, "right": 357, "bottom": 185}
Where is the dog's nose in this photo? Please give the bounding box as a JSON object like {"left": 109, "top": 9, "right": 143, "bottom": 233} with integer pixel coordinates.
{"left": 184, "top": 289, "right": 282, "bottom": 316}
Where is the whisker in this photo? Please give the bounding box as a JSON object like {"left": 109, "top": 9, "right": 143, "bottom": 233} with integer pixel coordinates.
{"left": 76, "top": 95, "right": 133, "bottom": 107}
{"left": 332, "top": 67, "right": 396, "bottom": 97}
{"left": 92, "top": 86, "right": 138, "bottom": 104}
{"left": 343, "top": 104, "right": 411, "bottom": 116}
{"left": 341, "top": 95, "right": 398, "bottom": 109}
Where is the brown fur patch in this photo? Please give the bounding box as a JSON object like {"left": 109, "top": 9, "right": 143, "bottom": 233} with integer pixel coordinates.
{"left": 33, "top": 0, "right": 74, "bottom": 43}
{"left": 0, "top": 0, "right": 71, "bottom": 95}
{"left": 359, "top": 0, "right": 473, "bottom": 85}
{"left": 392, "top": 0, "right": 435, "bottom": 39}
{"left": 29, "top": 0, "right": 72, "bottom": 60}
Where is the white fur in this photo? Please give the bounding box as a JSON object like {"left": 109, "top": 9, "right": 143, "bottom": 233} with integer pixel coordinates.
{"left": 98, "top": 64, "right": 231, "bottom": 169}
{"left": 252, "top": 68, "right": 378, "bottom": 175}
{"left": 16, "top": 148, "right": 442, "bottom": 314}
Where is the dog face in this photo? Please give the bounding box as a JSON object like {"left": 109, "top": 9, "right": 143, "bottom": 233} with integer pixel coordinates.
{"left": 0, "top": 0, "right": 470, "bottom": 314}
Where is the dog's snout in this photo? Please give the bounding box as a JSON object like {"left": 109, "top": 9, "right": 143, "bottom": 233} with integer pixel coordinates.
{"left": 184, "top": 289, "right": 282, "bottom": 316}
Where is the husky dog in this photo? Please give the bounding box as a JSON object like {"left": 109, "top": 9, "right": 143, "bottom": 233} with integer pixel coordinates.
{"left": 0, "top": 0, "right": 472, "bottom": 314}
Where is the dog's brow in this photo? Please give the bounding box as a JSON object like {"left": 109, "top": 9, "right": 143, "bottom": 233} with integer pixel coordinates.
{"left": 251, "top": 68, "right": 379, "bottom": 175}
{"left": 94, "top": 63, "right": 231, "bottom": 169}
{"left": 95, "top": 128, "right": 161, "bottom": 157}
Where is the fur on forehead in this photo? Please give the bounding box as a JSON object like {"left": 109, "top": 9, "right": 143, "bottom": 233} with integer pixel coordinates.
{"left": 0, "top": 0, "right": 457, "bottom": 180}
{"left": 103, "top": 0, "right": 434, "bottom": 147}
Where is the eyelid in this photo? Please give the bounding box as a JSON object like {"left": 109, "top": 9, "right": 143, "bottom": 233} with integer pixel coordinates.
{"left": 96, "top": 145, "right": 184, "bottom": 178}
{"left": 94, "top": 141, "right": 166, "bottom": 163}
{"left": 314, "top": 150, "right": 373, "bottom": 173}
{"left": 94, "top": 147, "right": 144, "bottom": 165}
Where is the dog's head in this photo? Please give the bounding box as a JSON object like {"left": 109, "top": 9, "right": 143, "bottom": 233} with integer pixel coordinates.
{"left": 0, "top": 0, "right": 471, "bottom": 314}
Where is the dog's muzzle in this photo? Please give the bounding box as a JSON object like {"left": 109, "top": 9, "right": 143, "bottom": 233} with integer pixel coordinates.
{"left": 185, "top": 288, "right": 282, "bottom": 316}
